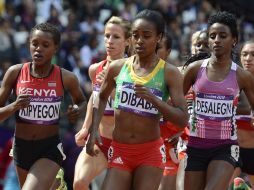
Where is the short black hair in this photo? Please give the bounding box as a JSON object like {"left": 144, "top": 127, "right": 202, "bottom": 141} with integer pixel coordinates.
{"left": 207, "top": 11, "right": 238, "bottom": 41}
{"left": 134, "top": 9, "right": 165, "bottom": 37}
{"left": 30, "top": 22, "right": 61, "bottom": 45}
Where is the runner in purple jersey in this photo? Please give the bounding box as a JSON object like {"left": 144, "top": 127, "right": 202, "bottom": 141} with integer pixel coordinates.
{"left": 183, "top": 11, "right": 254, "bottom": 190}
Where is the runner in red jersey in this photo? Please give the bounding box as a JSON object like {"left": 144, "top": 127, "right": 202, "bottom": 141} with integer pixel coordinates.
{"left": 0, "top": 23, "right": 86, "bottom": 189}
{"left": 73, "top": 16, "right": 132, "bottom": 190}
{"left": 231, "top": 41, "right": 254, "bottom": 189}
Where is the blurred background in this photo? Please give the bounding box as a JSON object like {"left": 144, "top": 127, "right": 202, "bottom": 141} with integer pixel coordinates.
{"left": 0, "top": 0, "right": 254, "bottom": 189}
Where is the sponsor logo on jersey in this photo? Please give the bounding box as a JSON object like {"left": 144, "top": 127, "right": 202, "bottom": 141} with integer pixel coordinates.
{"left": 112, "top": 157, "right": 124, "bottom": 164}
{"left": 18, "top": 87, "right": 57, "bottom": 96}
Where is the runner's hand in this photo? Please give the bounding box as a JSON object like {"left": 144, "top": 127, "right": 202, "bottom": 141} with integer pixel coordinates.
{"left": 96, "top": 70, "right": 106, "bottom": 85}
{"left": 85, "top": 128, "right": 102, "bottom": 157}
{"left": 134, "top": 83, "right": 155, "bottom": 102}
{"left": 13, "top": 94, "right": 30, "bottom": 110}
{"left": 75, "top": 128, "right": 88, "bottom": 146}
{"left": 66, "top": 104, "right": 80, "bottom": 123}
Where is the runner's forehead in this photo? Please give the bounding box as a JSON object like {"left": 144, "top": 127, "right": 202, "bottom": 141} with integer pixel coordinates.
{"left": 132, "top": 19, "right": 157, "bottom": 33}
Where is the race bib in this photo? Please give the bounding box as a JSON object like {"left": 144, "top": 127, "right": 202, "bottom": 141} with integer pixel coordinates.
{"left": 117, "top": 82, "right": 162, "bottom": 116}
{"left": 19, "top": 96, "right": 62, "bottom": 125}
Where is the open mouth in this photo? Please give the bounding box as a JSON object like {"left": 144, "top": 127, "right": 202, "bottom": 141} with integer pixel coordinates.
{"left": 34, "top": 54, "right": 43, "bottom": 60}
{"left": 136, "top": 47, "right": 145, "bottom": 52}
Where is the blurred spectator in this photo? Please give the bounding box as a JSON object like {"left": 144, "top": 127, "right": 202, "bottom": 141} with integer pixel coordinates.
{"left": 63, "top": 44, "right": 93, "bottom": 97}
{"left": 0, "top": 60, "right": 12, "bottom": 82}
{"left": 77, "top": 0, "right": 104, "bottom": 19}
{"left": 19, "top": 0, "right": 36, "bottom": 29}
{"left": 79, "top": 14, "right": 104, "bottom": 36}
{"left": 119, "top": 0, "right": 137, "bottom": 21}
{"left": 79, "top": 33, "right": 100, "bottom": 71}
{"left": 62, "top": 9, "right": 81, "bottom": 41}
{"left": 36, "top": 0, "right": 63, "bottom": 23}
{"left": 13, "top": 23, "right": 30, "bottom": 63}
{"left": 0, "top": 0, "right": 5, "bottom": 16}
{"left": 104, "top": 0, "right": 123, "bottom": 11}
{"left": 0, "top": 18, "right": 18, "bottom": 64}
{"left": 47, "top": 4, "right": 63, "bottom": 30}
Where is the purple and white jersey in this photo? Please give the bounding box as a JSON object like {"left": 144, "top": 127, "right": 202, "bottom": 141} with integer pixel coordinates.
{"left": 189, "top": 59, "right": 240, "bottom": 141}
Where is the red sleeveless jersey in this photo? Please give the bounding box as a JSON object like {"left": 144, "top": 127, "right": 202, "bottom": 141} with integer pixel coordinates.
{"left": 93, "top": 60, "right": 107, "bottom": 84}
{"left": 16, "top": 63, "right": 63, "bottom": 125}
{"left": 92, "top": 60, "right": 114, "bottom": 115}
